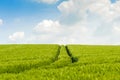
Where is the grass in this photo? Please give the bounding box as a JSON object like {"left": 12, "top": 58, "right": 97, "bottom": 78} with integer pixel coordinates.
{"left": 0, "top": 44, "right": 120, "bottom": 80}
{"left": 0, "top": 44, "right": 60, "bottom": 73}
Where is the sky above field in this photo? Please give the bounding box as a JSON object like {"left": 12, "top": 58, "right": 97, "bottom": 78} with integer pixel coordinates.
{"left": 0, "top": 0, "right": 120, "bottom": 44}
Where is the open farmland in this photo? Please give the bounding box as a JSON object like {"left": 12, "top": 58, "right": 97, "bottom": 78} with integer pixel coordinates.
{"left": 0, "top": 45, "right": 120, "bottom": 80}
{"left": 0, "top": 44, "right": 60, "bottom": 73}
{"left": 66, "top": 45, "right": 120, "bottom": 80}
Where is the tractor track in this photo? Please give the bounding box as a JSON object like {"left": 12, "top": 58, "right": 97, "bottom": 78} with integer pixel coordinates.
{"left": 0, "top": 45, "right": 78, "bottom": 74}
{"left": 65, "top": 46, "right": 78, "bottom": 63}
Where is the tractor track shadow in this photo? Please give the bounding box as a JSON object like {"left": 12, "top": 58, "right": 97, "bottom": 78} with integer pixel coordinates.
{"left": 65, "top": 46, "right": 78, "bottom": 63}
{"left": 0, "top": 45, "right": 79, "bottom": 74}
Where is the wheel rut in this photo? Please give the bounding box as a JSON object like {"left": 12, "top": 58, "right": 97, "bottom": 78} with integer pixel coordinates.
{"left": 65, "top": 46, "right": 78, "bottom": 63}
{"left": 0, "top": 45, "right": 78, "bottom": 74}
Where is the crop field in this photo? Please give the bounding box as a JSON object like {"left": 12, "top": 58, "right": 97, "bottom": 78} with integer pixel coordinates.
{"left": 0, "top": 44, "right": 120, "bottom": 80}
{"left": 0, "top": 44, "right": 60, "bottom": 73}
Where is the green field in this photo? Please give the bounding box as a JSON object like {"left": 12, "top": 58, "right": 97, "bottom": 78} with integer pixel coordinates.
{"left": 0, "top": 44, "right": 120, "bottom": 80}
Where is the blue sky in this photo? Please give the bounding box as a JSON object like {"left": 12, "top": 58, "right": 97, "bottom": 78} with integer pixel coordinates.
{"left": 0, "top": 0, "right": 120, "bottom": 44}
{"left": 0, "top": 0, "right": 62, "bottom": 43}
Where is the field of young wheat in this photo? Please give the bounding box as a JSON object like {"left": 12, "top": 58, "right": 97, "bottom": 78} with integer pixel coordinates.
{"left": 0, "top": 44, "right": 120, "bottom": 80}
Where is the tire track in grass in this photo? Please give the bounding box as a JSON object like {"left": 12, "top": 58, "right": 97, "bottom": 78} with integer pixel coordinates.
{"left": 42, "top": 45, "right": 78, "bottom": 69}
{"left": 0, "top": 45, "right": 77, "bottom": 74}
{"left": 40, "top": 45, "right": 78, "bottom": 70}
{"left": 38, "top": 45, "right": 72, "bottom": 69}
{"left": 51, "top": 45, "right": 61, "bottom": 62}
{"left": 0, "top": 46, "right": 61, "bottom": 74}
{"left": 65, "top": 46, "right": 78, "bottom": 63}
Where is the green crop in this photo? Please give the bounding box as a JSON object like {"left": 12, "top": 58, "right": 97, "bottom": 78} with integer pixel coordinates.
{"left": 0, "top": 45, "right": 120, "bottom": 80}
{"left": 0, "top": 44, "right": 60, "bottom": 73}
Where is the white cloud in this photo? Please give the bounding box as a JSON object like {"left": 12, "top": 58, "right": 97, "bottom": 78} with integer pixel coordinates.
{"left": 30, "top": 0, "right": 120, "bottom": 44}
{"left": 32, "top": 20, "right": 64, "bottom": 43}
{"left": 113, "top": 26, "right": 120, "bottom": 33}
{"left": 0, "top": 19, "right": 3, "bottom": 26}
{"left": 32, "top": 19, "right": 93, "bottom": 44}
{"left": 56, "top": 0, "right": 120, "bottom": 44}
{"left": 58, "top": 0, "right": 120, "bottom": 23}
{"left": 34, "top": 20, "right": 62, "bottom": 34}
{"left": 33, "top": 0, "right": 58, "bottom": 4}
{"left": 9, "top": 32, "right": 25, "bottom": 41}
{"left": 112, "top": 20, "right": 120, "bottom": 35}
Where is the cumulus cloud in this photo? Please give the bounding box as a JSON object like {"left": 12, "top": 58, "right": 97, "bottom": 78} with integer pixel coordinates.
{"left": 58, "top": 0, "right": 119, "bottom": 23}
{"left": 33, "top": 0, "right": 58, "bottom": 4}
{"left": 34, "top": 20, "right": 62, "bottom": 34}
{"left": 0, "top": 19, "right": 3, "bottom": 26}
{"left": 33, "top": 19, "right": 93, "bottom": 44}
{"left": 31, "top": 0, "right": 120, "bottom": 44}
{"left": 56, "top": 0, "right": 120, "bottom": 44}
{"left": 33, "top": 20, "right": 63, "bottom": 43}
{"left": 9, "top": 32, "right": 25, "bottom": 41}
